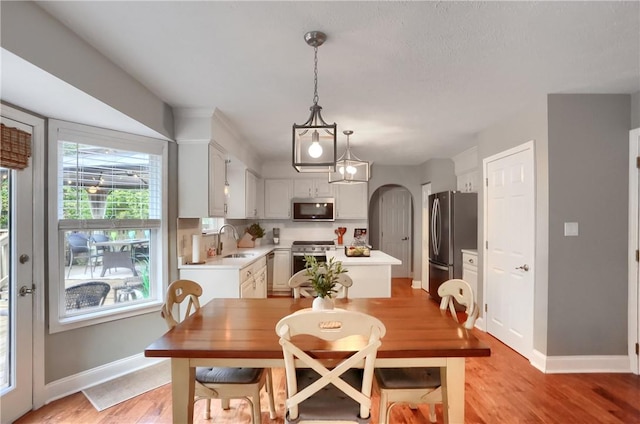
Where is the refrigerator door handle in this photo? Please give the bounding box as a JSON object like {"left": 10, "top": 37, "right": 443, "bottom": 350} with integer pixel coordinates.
{"left": 431, "top": 198, "right": 438, "bottom": 256}
{"left": 435, "top": 197, "right": 441, "bottom": 256}
{"left": 430, "top": 262, "right": 450, "bottom": 272}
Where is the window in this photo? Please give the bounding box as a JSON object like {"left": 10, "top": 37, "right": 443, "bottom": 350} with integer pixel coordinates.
{"left": 48, "top": 120, "right": 168, "bottom": 333}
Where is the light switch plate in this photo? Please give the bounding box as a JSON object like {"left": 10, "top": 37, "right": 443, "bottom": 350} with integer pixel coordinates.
{"left": 564, "top": 222, "right": 579, "bottom": 236}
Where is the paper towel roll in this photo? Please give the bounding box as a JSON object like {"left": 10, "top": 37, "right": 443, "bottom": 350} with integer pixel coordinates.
{"left": 192, "top": 234, "right": 201, "bottom": 263}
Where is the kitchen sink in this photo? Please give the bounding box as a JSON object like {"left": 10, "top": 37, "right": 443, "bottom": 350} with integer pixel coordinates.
{"left": 223, "top": 253, "right": 255, "bottom": 258}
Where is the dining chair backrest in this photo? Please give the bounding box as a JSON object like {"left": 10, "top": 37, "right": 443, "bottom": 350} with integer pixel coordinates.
{"left": 437, "top": 278, "right": 478, "bottom": 330}
{"left": 288, "top": 269, "right": 353, "bottom": 299}
{"left": 275, "top": 309, "right": 386, "bottom": 421}
{"left": 161, "top": 279, "right": 203, "bottom": 329}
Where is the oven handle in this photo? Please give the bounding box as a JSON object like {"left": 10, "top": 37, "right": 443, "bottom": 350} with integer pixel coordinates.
{"left": 291, "top": 252, "right": 326, "bottom": 257}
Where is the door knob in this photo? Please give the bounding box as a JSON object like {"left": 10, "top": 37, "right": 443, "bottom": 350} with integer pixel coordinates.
{"left": 515, "top": 264, "right": 530, "bottom": 271}
{"left": 401, "top": 237, "right": 409, "bottom": 240}
{"left": 19, "top": 285, "right": 35, "bottom": 296}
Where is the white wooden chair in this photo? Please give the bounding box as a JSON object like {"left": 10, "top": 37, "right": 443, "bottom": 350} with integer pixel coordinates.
{"left": 276, "top": 309, "right": 386, "bottom": 423}
{"left": 374, "top": 278, "right": 478, "bottom": 423}
{"left": 161, "top": 279, "right": 276, "bottom": 423}
{"left": 288, "top": 269, "right": 353, "bottom": 299}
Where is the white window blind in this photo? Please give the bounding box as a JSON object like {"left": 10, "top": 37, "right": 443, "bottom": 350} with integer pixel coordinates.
{"left": 57, "top": 140, "right": 162, "bottom": 229}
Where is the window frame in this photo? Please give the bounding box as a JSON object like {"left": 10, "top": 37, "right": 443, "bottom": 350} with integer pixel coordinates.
{"left": 47, "top": 120, "right": 168, "bottom": 333}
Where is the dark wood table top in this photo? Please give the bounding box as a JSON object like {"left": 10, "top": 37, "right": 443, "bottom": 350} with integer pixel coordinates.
{"left": 145, "top": 297, "right": 491, "bottom": 361}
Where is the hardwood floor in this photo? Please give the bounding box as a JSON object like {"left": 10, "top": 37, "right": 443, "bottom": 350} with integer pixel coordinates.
{"left": 15, "top": 279, "right": 640, "bottom": 424}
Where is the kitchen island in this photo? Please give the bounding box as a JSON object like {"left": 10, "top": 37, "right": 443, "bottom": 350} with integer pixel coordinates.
{"left": 326, "top": 249, "right": 401, "bottom": 298}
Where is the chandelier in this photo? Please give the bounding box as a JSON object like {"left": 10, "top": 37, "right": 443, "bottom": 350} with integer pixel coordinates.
{"left": 292, "top": 31, "right": 337, "bottom": 173}
{"left": 329, "top": 130, "right": 370, "bottom": 184}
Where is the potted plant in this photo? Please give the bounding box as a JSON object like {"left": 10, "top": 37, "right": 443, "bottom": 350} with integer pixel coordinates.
{"left": 304, "top": 255, "right": 347, "bottom": 310}
{"left": 246, "top": 222, "right": 265, "bottom": 246}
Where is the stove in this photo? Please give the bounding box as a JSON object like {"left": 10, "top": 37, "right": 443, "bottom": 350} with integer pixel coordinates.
{"left": 291, "top": 241, "right": 335, "bottom": 274}
{"left": 291, "top": 240, "right": 335, "bottom": 255}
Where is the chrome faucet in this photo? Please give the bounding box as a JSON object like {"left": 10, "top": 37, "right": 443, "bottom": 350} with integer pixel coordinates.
{"left": 216, "top": 224, "right": 239, "bottom": 255}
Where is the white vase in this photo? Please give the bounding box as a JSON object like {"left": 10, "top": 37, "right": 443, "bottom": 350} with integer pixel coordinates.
{"left": 312, "top": 296, "right": 334, "bottom": 311}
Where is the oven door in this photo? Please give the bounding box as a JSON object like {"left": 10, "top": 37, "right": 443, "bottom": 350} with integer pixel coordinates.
{"left": 291, "top": 252, "right": 327, "bottom": 274}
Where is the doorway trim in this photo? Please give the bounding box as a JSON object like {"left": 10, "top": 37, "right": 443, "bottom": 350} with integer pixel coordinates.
{"left": 420, "top": 183, "right": 432, "bottom": 291}
{"left": 629, "top": 127, "right": 639, "bottom": 375}
{"left": 482, "top": 140, "right": 536, "bottom": 355}
{"left": 1, "top": 104, "right": 46, "bottom": 409}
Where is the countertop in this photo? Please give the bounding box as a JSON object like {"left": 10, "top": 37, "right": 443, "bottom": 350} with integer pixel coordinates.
{"left": 461, "top": 249, "right": 478, "bottom": 255}
{"left": 179, "top": 244, "right": 277, "bottom": 270}
{"left": 326, "top": 249, "right": 402, "bottom": 266}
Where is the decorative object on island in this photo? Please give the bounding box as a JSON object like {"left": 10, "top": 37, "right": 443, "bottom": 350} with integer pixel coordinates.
{"left": 345, "top": 245, "right": 371, "bottom": 257}
{"left": 246, "top": 222, "right": 265, "bottom": 246}
{"left": 304, "top": 255, "right": 347, "bottom": 311}
{"left": 334, "top": 226, "right": 347, "bottom": 245}
{"left": 292, "top": 30, "right": 337, "bottom": 173}
{"left": 329, "top": 130, "right": 370, "bottom": 184}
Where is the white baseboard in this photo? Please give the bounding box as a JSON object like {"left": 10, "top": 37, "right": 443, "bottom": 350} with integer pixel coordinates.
{"left": 529, "top": 350, "right": 630, "bottom": 374}
{"left": 411, "top": 279, "right": 421, "bottom": 289}
{"left": 44, "top": 353, "right": 167, "bottom": 404}
{"left": 474, "top": 317, "right": 485, "bottom": 331}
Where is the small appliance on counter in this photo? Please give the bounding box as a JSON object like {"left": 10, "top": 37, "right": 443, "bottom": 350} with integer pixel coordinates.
{"left": 273, "top": 227, "right": 280, "bottom": 245}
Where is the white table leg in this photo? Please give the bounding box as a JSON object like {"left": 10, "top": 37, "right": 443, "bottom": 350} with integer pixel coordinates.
{"left": 172, "top": 358, "right": 195, "bottom": 424}
{"left": 443, "top": 357, "right": 465, "bottom": 424}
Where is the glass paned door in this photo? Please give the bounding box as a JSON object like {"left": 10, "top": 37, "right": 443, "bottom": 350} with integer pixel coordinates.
{"left": 0, "top": 117, "right": 34, "bottom": 421}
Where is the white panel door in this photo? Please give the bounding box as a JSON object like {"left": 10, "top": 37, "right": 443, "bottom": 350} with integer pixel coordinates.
{"left": 0, "top": 117, "right": 35, "bottom": 421}
{"left": 380, "top": 187, "right": 411, "bottom": 278}
{"left": 485, "top": 144, "right": 535, "bottom": 359}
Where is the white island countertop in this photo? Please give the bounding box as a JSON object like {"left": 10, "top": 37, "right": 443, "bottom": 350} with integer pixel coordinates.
{"left": 325, "top": 249, "right": 401, "bottom": 298}
{"left": 326, "top": 249, "right": 402, "bottom": 266}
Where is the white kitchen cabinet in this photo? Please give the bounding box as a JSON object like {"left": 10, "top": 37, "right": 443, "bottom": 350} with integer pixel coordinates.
{"left": 178, "top": 142, "right": 226, "bottom": 217}
{"left": 240, "top": 259, "right": 267, "bottom": 298}
{"left": 457, "top": 170, "right": 479, "bottom": 193}
{"left": 264, "top": 179, "right": 293, "bottom": 218}
{"left": 335, "top": 183, "right": 368, "bottom": 219}
{"left": 272, "top": 248, "right": 292, "bottom": 294}
{"left": 293, "top": 178, "right": 333, "bottom": 198}
{"left": 227, "top": 161, "right": 259, "bottom": 219}
{"left": 462, "top": 250, "right": 478, "bottom": 305}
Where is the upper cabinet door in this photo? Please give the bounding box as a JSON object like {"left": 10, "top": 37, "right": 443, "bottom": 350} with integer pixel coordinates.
{"left": 293, "top": 178, "right": 333, "bottom": 198}
{"left": 178, "top": 142, "right": 226, "bottom": 217}
{"left": 208, "top": 145, "right": 226, "bottom": 216}
{"left": 335, "top": 183, "right": 368, "bottom": 219}
{"left": 264, "top": 179, "right": 293, "bottom": 218}
{"left": 245, "top": 170, "right": 258, "bottom": 218}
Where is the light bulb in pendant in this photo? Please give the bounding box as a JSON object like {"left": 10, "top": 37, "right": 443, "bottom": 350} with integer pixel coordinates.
{"left": 346, "top": 165, "right": 357, "bottom": 175}
{"left": 308, "top": 130, "right": 323, "bottom": 158}
{"left": 338, "top": 166, "right": 345, "bottom": 175}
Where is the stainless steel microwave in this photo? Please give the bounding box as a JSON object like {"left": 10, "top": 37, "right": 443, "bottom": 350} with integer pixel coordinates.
{"left": 291, "top": 198, "right": 335, "bottom": 221}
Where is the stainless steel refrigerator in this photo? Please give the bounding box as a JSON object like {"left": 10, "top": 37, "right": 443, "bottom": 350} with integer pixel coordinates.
{"left": 428, "top": 191, "right": 477, "bottom": 303}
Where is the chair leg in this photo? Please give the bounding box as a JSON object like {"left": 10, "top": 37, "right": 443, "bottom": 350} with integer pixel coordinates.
{"left": 266, "top": 369, "right": 276, "bottom": 419}
{"left": 221, "top": 397, "right": 230, "bottom": 410}
{"left": 203, "top": 399, "right": 211, "bottom": 419}
{"left": 250, "top": 391, "right": 261, "bottom": 424}
{"left": 378, "top": 391, "right": 389, "bottom": 424}
{"left": 67, "top": 251, "right": 74, "bottom": 278}
{"left": 428, "top": 403, "right": 437, "bottom": 423}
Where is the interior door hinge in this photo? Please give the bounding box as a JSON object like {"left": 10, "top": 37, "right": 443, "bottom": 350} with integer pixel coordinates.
{"left": 484, "top": 304, "right": 488, "bottom": 313}
{"left": 485, "top": 240, "right": 488, "bottom": 249}
{"left": 636, "top": 156, "right": 640, "bottom": 169}
{"left": 636, "top": 342, "right": 639, "bottom": 356}
{"left": 636, "top": 250, "right": 639, "bottom": 262}
{"left": 485, "top": 178, "right": 488, "bottom": 187}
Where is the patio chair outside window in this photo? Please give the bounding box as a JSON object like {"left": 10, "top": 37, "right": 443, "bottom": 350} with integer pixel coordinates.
{"left": 65, "top": 281, "right": 111, "bottom": 310}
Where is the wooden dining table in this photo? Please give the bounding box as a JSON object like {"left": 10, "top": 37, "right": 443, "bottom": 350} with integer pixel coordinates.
{"left": 144, "top": 296, "right": 490, "bottom": 424}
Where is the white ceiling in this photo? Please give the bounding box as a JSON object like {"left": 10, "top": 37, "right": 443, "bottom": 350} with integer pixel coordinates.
{"left": 16, "top": 2, "right": 640, "bottom": 165}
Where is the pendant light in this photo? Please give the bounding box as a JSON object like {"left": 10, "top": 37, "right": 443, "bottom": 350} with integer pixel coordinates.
{"left": 329, "top": 130, "right": 370, "bottom": 184}
{"left": 292, "top": 31, "right": 337, "bottom": 173}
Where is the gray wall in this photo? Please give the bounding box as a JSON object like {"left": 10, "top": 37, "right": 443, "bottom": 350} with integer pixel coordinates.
{"left": 421, "top": 158, "right": 457, "bottom": 193}
{"left": 1, "top": 1, "right": 174, "bottom": 140}
{"left": 476, "top": 96, "right": 550, "bottom": 354}
{"left": 1, "top": 1, "right": 177, "bottom": 382}
{"left": 547, "top": 94, "right": 630, "bottom": 356}
{"left": 632, "top": 91, "right": 640, "bottom": 129}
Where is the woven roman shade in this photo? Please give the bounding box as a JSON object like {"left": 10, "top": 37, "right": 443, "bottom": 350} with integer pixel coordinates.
{"left": 1, "top": 123, "right": 32, "bottom": 169}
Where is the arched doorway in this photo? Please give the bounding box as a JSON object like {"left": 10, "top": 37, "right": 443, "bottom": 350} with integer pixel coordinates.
{"left": 369, "top": 185, "right": 412, "bottom": 278}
